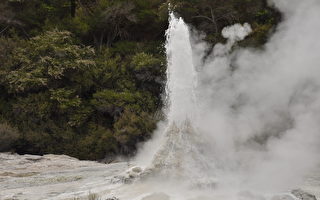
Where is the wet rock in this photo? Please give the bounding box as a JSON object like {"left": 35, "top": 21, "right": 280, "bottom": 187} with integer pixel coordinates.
{"left": 106, "top": 197, "right": 119, "bottom": 200}
{"left": 0, "top": 171, "right": 39, "bottom": 177}
{"left": 292, "top": 189, "right": 317, "bottom": 200}
{"left": 24, "top": 155, "right": 43, "bottom": 162}
{"left": 110, "top": 166, "right": 145, "bottom": 184}
{"left": 131, "top": 166, "right": 142, "bottom": 173}
{"left": 0, "top": 153, "right": 128, "bottom": 199}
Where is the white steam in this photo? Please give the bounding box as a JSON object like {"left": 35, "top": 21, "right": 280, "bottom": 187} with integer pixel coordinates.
{"left": 222, "top": 23, "right": 252, "bottom": 41}
{"left": 133, "top": 0, "right": 320, "bottom": 199}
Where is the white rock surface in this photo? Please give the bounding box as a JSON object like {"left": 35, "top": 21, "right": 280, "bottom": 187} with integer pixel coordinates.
{"left": 1, "top": 153, "right": 319, "bottom": 200}
{"left": 0, "top": 153, "right": 128, "bottom": 200}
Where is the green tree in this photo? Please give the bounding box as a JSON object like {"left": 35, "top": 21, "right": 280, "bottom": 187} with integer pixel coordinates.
{"left": 114, "top": 109, "right": 156, "bottom": 154}
{"left": 2, "top": 30, "right": 95, "bottom": 94}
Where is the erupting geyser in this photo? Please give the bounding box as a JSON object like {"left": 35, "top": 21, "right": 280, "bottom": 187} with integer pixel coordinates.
{"left": 144, "top": 13, "right": 212, "bottom": 184}
{"left": 2, "top": 1, "right": 320, "bottom": 200}
{"left": 165, "top": 13, "right": 198, "bottom": 124}
{"left": 118, "top": 0, "right": 320, "bottom": 199}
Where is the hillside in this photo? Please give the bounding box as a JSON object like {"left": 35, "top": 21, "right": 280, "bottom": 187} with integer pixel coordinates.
{"left": 0, "top": 0, "right": 280, "bottom": 160}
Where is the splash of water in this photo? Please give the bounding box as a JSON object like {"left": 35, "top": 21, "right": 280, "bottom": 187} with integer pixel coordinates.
{"left": 165, "top": 13, "right": 198, "bottom": 124}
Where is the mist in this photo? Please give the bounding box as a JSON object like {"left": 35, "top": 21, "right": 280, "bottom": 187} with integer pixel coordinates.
{"left": 133, "top": 0, "right": 320, "bottom": 199}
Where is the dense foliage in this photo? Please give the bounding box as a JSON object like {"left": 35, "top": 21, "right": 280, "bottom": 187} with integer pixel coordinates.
{"left": 0, "top": 0, "right": 280, "bottom": 160}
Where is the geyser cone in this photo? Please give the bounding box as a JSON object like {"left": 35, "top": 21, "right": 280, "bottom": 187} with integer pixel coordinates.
{"left": 149, "top": 120, "right": 214, "bottom": 186}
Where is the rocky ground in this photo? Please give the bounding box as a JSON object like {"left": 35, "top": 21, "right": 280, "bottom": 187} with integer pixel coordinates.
{"left": 0, "top": 153, "right": 128, "bottom": 200}
{"left": 0, "top": 153, "right": 319, "bottom": 200}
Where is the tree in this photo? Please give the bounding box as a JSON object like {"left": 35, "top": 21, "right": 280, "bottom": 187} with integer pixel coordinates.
{"left": 91, "top": 1, "right": 138, "bottom": 48}
{"left": 0, "top": 1, "right": 24, "bottom": 36}
{"left": 114, "top": 109, "right": 156, "bottom": 154}
{"left": 2, "top": 30, "right": 95, "bottom": 94}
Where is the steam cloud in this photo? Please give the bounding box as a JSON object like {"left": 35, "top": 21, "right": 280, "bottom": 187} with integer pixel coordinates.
{"left": 133, "top": 0, "right": 320, "bottom": 198}
{"left": 195, "top": 0, "right": 320, "bottom": 192}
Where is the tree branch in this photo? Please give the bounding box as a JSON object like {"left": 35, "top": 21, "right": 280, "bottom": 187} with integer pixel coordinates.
{"left": 0, "top": 25, "right": 9, "bottom": 35}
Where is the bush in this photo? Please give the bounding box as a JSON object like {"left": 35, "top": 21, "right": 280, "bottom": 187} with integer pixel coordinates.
{"left": 114, "top": 109, "right": 156, "bottom": 154}
{"left": 2, "top": 29, "right": 96, "bottom": 94}
{"left": 76, "top": 126, "right": 118, "bottom": 160}
{"left": 0, "top": 123, "right": 19, "bottom": 152}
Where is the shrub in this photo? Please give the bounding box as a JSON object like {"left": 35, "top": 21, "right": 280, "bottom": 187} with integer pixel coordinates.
{"left": 3, "top": 29, "right": 96, "bottom": 94}
{"left": 0, "top": 122, "right": 19, "bottom": 152}
{"left": 76, "top": 126, "right": 118, "bottom": 160}
{"left": 114, "top": 109, "right": 156, "bottom": 154}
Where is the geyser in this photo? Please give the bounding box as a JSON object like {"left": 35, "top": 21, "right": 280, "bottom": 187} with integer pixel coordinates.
{"left": 131, "top": 0, "right": 320, "bottom": 199}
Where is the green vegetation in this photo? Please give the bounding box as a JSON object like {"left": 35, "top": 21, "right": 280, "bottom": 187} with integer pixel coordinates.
{"left": 0, "top": 122, "right": 19, "bottom": 152}
{"left": 0, "top": 0, "right": 280, "bottom": 160}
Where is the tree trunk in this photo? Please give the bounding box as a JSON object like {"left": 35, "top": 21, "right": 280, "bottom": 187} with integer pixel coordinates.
{"left": 70, "top": 0, "right": 76, "bottom": 17}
